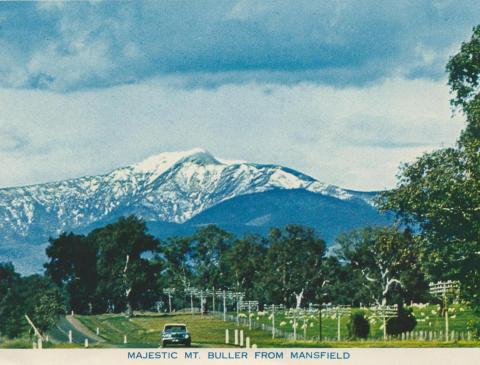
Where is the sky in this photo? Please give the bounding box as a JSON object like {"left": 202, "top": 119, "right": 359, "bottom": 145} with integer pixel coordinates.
{"left": 0, "top": 1, "right": 478, "bottom": 191}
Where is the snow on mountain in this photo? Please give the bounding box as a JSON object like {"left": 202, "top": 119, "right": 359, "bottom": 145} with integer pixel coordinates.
{"left": 0, "top": 148, "right": 366, "bottom": 245}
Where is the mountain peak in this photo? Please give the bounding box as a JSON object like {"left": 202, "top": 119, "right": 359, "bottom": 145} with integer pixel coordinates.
{"left": 132, "top": 148, "right": 210, "bottom": 175}
{"left": 0, "top": 147, "right": 383, "bottom": 274}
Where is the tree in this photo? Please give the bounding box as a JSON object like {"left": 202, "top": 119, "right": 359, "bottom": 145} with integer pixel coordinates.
{"left": 0, "top": 264, "right": 65, "bottom": 338}
{"left": 225, "top": 235, "right": 267, "bottom": 301}
{"left": 336, "top": 227, "right": 426, "bottom": 308}
{"left": 0, "top": 263, "right": 25, "bottom": 338}
{"left": 189, "top": 225, "right": 234, "bottom": 290}
{"left": 162, "top": 236, "right": 193, "bottom": 290}
{"left": 447, "top": 25, "right": 480, "bottom": 113}
{"left": 380, "top": 25, "right": 480, "bottom": 312}
{"left": 45, "top": 232, "right": 97, "bottom": 314}
{"left": 88, "top": 216, "right": 161, "bottom": 314}
{"left": 264, "top": 225, "right": 326, "bottom": 308}
{"left": 321, "top": 256, "right": 372, "bottom": 307}
{"left": 21, "top": 275, "right": 66, "bottom": 334}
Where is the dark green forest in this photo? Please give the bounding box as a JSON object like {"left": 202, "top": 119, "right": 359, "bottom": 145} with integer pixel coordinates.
{"left": 1, "top": 25, "right": 480, "bottom": 340}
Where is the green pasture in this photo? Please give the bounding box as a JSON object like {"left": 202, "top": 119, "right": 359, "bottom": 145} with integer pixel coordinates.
{"left": 72, "top": 307, "right": 480, "bottom": 348}
{"left": 239, "top": 303, "right": 478, "bottom": 340}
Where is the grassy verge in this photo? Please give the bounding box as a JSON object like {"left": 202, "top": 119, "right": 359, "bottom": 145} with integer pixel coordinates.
{"left": 0, "top": 337, "right": 81, "bottom": 349}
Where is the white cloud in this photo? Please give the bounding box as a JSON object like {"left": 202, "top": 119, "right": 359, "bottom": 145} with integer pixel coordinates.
{"left": 0, "top": 77, "right": 464, "bottom": 191}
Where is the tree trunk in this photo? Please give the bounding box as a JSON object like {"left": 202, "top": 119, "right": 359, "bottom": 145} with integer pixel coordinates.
{"left": 294, "top": 289, "right": 304, "bottom": 309}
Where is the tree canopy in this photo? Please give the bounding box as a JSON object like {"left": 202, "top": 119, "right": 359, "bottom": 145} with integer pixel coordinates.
{"left": 380, "top": 25, "right": 480, "bottom": 312}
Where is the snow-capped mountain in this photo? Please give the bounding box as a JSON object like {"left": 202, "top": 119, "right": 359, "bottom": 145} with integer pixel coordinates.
{"left": 0, "top": 148, "right": 387, "bottom": 274}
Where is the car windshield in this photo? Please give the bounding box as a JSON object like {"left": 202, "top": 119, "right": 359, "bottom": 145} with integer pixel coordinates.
{"left": 164, "top": 325, "right": 186, "bottom": 333}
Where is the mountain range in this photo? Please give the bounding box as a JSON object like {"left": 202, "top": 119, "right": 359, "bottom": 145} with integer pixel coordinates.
{"left": 0, "top": 148, "right": 390, "bottom": 274}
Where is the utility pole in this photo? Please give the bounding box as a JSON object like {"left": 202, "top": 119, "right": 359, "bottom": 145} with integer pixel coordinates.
{"left": 236, "top": 293, "right": 240, "bottom": 325}
{"left": 212, "top": 287, "right": 215, "bottom": 312}
{"left": 248, "top": 302, "right": 252, "bottom": 330}
{"left": 370, "top": 305, "right": 396, "bottom": 340}
{"left": 318, "top": 305, "right": 322, "bottom": 342}
{"left": 185, "top": 287, "right": 197, "bottom": 315}
{"left": 272, "top": 305, "right": 276, "bottom": 339}
{"left": 429, "top": 280, "right": 460, "bottom": 342}
{"left": 223, "top": 290, "right": 227, "bottom": 321}
{"left": 318, "top": 280, "right": 329, "bottom": 341}
{"left": 293, "top": 309, "right": 298, "bottom": 341}
{"left": 266, "top": 304, "right": 283, "bottom": 339}
{"left": 191, "top": 292, "right": 194, "bottom": 315}
{"left": 322, "top": 305, "right": 351, "bottom": 342}
{"left": 337, "top": 307, "right": 341, "bottom": 341}
{"left": 163, "top": 288, "right": 176, "bottom": 313}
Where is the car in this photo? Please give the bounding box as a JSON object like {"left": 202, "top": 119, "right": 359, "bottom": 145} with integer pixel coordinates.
{"left": 161, "top": 323, "right": 191, "bottom": 347}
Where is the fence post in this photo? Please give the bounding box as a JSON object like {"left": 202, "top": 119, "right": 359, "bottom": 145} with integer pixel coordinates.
{"left": 68, "top": 330, "right": 73, "bottom": 344}
{"left": 84, "top": 339, "right": 89, "bottom": 348}
{"left": 124, "top": 335, "right": 127, "bottom": 344}
{"left": 240, "top": 330, "right": 244, "bottom": 347}
{"left": 225, "top": 329, "right": 229, "bottom": 344}
{"left": 234, "top": 329, "right": 239, "bottom": 345}
{"left": 246, "top": 337, "right": 250, "bottom": 348}
{"left": 37, "top": 338, "right": 43, "bottom": 349}
{"left": 96, "top": 327, "right": 100, "bottom": 336}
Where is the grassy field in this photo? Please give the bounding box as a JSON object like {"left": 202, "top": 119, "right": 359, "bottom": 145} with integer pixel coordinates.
{"left": 2, "top": 304, "right": 478, "bottom": 348}
{"left": 70, "top": 309, "right": 480, "bottom": 348}
{"left": 240, "top": 303, "right": 478, "bottom": 341}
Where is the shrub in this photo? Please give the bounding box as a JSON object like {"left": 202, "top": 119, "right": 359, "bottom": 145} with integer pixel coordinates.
{"left": 348, "top": 310, "right": 370, "bottom": 339}
{"left": 386, "top": 307, "right": 417, "bottom": 335}
{"left": 466, "top": 319, "right": 480, "bottom": 339}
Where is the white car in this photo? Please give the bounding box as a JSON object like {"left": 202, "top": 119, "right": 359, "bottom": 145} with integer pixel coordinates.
{"left": 161, "top": 323, "right": 191, "bottom": 347}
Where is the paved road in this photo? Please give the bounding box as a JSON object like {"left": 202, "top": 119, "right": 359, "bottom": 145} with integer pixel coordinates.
{"left": 48, "top": 316, "right": 105, "bottom": 345}
{"left": 48, "top": 316, "right": 221, "bottom": 348}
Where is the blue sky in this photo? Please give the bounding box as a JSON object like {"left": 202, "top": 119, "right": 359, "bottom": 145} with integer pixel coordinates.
{"left": 0, "top": 1, "right": 477, "bottom": 190}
